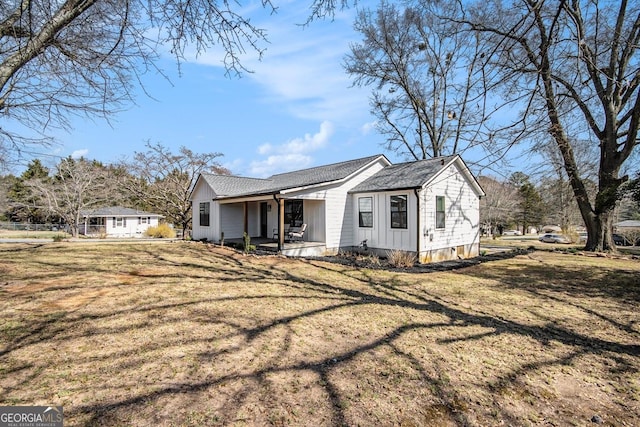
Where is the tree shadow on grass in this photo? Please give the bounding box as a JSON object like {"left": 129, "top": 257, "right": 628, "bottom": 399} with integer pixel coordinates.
{"left": 1, "top": 245, "right": 639, "bottom": 425}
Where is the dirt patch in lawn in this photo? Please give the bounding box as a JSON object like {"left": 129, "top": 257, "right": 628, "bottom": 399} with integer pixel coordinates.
{"left": 0, "top": 242, "right": 638, "bottom": 426}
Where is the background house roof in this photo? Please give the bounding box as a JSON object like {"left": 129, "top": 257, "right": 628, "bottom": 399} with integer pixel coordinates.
{"left": 80, "top": 206, "right": 163, "bottom": 217}
{"left": 349, "top": 156, "right": 457, "bottom": 193}
{"left": 200, "top": 154, "right": 388, "bottom": 198}
{"left": 615, "top": 220, "right": 640, "bottom": 228}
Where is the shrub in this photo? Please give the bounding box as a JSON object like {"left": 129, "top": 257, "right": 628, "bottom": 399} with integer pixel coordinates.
{"left": 144, "top": 223, "right": 176, "bottom": 238}
{"left": 386, "top": 249, "right": 416, "bottom": 268}
{"left": 52, "top": 234, "right": 66, "bottom": 242}
{"left": 563, "top": 227, "right": 579, "bottom": 244}
{"left": 356, "top": 253, "right": 380, "bottom": 266}
{"left": 243, "top": 232, "right": 253, "bottom": 253}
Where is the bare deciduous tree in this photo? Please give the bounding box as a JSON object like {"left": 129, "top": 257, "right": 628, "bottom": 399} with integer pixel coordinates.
{"left": 122, "top": 142, "right": 228, "bottom": 237}
{"left": 0, "top": 0, "right": 347, "bottom": 167}
{"left": 26, "top": 158, "right": 120, "bottom": 237}
{"left": 464, "top": 0, "right": 640, "bottom": 251}
{"left": 478, "top": 175, "right": 519, "bottom": 235}
{"left": 344, "top": 0, "right": 492, "bottom": 160}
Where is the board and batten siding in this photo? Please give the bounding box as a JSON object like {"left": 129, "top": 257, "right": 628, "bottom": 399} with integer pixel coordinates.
{"left": 352, "top": 191, "right": 418, "bottom": 253}
{"left": 190, "top": 178, "right": 220, "bottom": 241}
{"left": 219, "top": 204, "right": 244, "bottom": 239}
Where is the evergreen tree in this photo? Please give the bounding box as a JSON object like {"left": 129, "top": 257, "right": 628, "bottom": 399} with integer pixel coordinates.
{"left": 7, "top": 159, "right": 50, "bottom": 223}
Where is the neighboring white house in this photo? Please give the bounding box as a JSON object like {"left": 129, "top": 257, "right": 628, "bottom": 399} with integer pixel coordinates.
{"left": 79, "top": 206, "right": 163, "bottom": 238}
{"left": 190, "top": 154, "right": 485, "bottom": 263}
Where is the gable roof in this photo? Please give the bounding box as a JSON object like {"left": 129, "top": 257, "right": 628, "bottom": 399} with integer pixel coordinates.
{"left": 199, "top": 154, "right": 389, "bottom": 199}
{"left": 80, "top": 206, "right": 163, "bottom": 217}
{"left": 350, "top": 156, "right": 456, "bottom": 193}
{"left": 268, "top": 155, "right": 387, "bottom": 189}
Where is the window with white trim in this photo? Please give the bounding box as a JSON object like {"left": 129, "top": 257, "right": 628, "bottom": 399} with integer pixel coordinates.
{"left": 199, "top": 202, "right": 210, "bottom": 227}
{"left": 358, "top": 197, "right": 373, "bottom": 228}
{"left": 436, "top": 196, "right": 445, "bottom": 229}
{"left": 390, "top": 195, "right": 407, "bottom": 229}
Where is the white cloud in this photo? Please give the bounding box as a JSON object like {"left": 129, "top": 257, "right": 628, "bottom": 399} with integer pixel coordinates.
{"left": 222, "top": 158, "right": 245, "bottom": 174}
{"left": 249, "top": 153, "right": 313, "bottom": 177}
{"left": 259, "top": 121, "right": 334, "bottom": 155}
{"left": 361, "top": 121, "right": 378, "bottom": 135}
{"left": 248, "top": 121, "right": 334, "bottom": 177}
{"left": 187, "top": 5, "right": 372, "bottom": 124}
{"left": 71, "top": 149, "right": 89, "bottom": 159}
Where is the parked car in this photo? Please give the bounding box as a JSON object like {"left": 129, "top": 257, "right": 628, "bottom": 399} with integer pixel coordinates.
{"left": 538, "top": 233, "right": 571, "bottom": 244}
{"left": 578, "top": 232, "right": 588, "bottom": 243}
{"left": 613, "top": 234, "right": 632, "bottom": 246}
{"left": 502, "top": 229, "right": 522, "bottom": 236}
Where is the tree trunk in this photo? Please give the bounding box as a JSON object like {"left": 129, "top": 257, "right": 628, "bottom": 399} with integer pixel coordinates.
{"left": 583, "top": 208, "right": 615, "bottom": 252}
{"left": 582, "top": 168, "right": 620, "bottom": 251}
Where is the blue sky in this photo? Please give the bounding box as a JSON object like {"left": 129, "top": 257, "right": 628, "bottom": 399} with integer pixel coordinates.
{"left": 11, "top": 0, "right": 520, "bottom": 178}
{"left": 25, "top": 1, "right": 394, "bottom": 178}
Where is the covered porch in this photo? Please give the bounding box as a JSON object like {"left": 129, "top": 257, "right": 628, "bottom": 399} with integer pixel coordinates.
{"left": 218, "top": 196, "right": 327, "bottom": 255}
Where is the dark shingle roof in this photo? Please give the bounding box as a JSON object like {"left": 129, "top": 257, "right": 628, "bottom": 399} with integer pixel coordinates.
{"left": 81, "top": 206, "right": 162, "bottom": 217}
{"left": 200, "top": 174, "right": 273, "bottom": 197}
{"left": 201, "top": 154, "right": 387, "bottom": 198}
{"left": 268, "top": 155, "right": 385, "bottom": 189}
{"left": 350, "top": 156, "right": 456, "bottom": 193}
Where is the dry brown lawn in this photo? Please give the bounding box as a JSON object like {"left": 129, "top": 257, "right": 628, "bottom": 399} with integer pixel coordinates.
{"left": 0, "top": 242, "right": 638, "bottom": 426}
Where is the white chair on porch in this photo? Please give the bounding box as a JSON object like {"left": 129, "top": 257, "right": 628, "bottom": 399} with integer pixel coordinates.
{"left": 287, "top": 224, "right": 307, "bottom": 242}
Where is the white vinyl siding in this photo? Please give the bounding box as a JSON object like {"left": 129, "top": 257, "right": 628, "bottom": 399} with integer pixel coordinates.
{"left": 103, "top": 215, "right": 160, "bottom": 237}
{"left": 419, "top": 162, "right": 480, "bottom": 254}
{"left": 353, "top": 160, "right": 481, "bottom": 260}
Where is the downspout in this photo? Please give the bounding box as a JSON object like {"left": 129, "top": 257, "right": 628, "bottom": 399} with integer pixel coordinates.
{"left": 414, "top": 188, "right": 421, "bottom": 263}
{"left": 273, "top": 194, "right": 281, "bottom": 252}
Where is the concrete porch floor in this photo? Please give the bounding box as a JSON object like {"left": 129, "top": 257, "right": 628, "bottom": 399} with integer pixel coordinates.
{"left": 226, "top": 237, "right": 327, "bottom": 257}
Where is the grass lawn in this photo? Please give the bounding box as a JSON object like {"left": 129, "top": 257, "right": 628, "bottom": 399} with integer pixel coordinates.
{"left": 0, "top": 229, "right": 70, "bottom": 239}
{"left": 0, "top": 242, "right": 638, "bottom": 426}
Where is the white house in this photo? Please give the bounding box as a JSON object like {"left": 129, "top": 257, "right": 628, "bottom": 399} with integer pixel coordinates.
{"left": 190, "top": 155, "right": 485, "bottom": 263}
{"left": 79, "top": 206, "right": 163, "bottom": 238}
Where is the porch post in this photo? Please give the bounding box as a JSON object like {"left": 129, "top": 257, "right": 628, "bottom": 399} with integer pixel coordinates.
{"left": 278, "top": 197, "right": 285, "bottom": 252}
{"left": 243, "top": 201, "right": 248, "bottom": 235}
